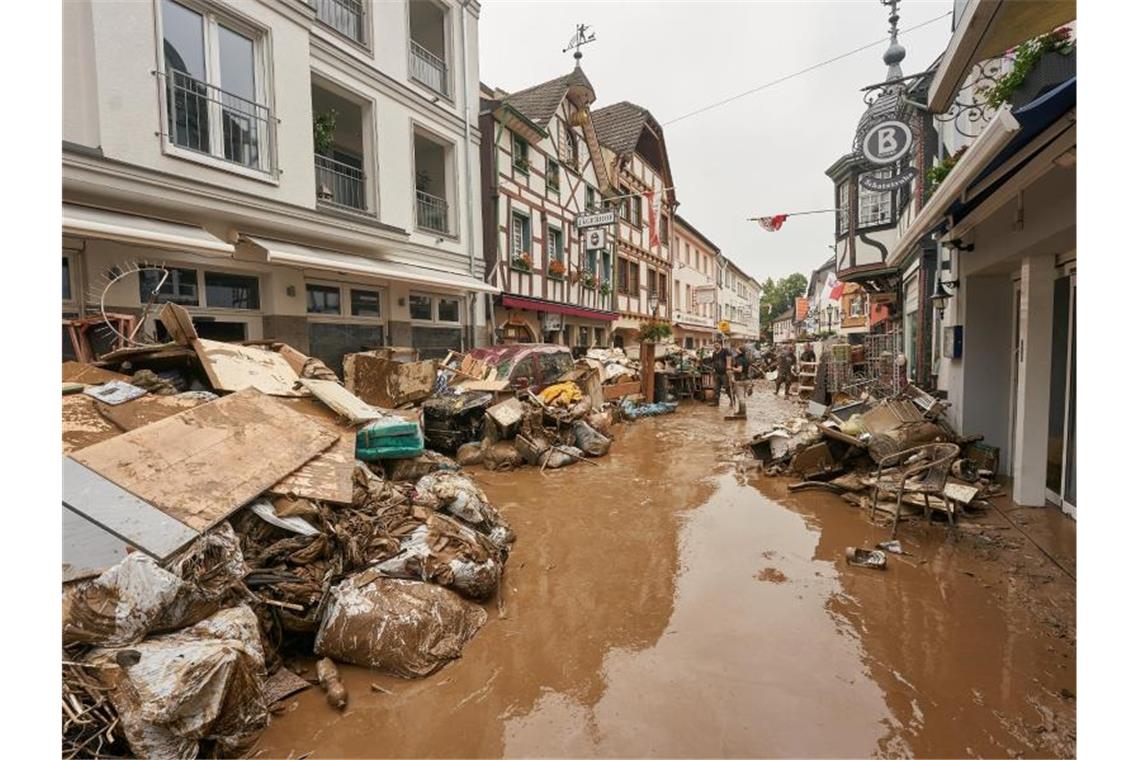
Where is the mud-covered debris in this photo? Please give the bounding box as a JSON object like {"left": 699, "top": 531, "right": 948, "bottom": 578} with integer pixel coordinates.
{"left": 316, "top": 657, "right": 347, "bottom": 710}
{"left": 845, "top": 547, "right": 887, "bottom": 569}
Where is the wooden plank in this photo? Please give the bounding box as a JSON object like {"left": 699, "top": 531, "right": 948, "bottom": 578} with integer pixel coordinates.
{"left": 603, "top": 380, "right": 641, "bottom": 400}
{"left": 70, "top": 388, "right": 338, "bottom": 532}
{"left": 943, "top": 482, "right": 980, "bottom": 504}
{"left": 192, "top": 338, "right": 304, "bottom": 396}
{"left": 96, "top": 394, "right": 207, "bottom": 431}
{"left": 298, "top": 378, "right": 382, "bottom": 424}
{"left": 61, "top": 361, "right": 130, "bottom": 385}
{"left": 157, "top": 302, "right": 199, "bottom": 345}
{"left": 456, "top": 378, "right": 510, "bottom": 392}
{"left": 63, "top": 458, "right": 200, "bottom": 561}
{"left": 62, "top": 395, "right": 124, "bottom": 455}
{"left": 269, "top": 398, "right": 355, "bottom": 504}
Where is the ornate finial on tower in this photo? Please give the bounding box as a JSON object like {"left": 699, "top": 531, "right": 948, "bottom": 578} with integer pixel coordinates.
{"left": 562, "top": 23, "right": 596, "bottom": 66}
{"left": 881, "top": 0, "right": 906, "bottom": 82}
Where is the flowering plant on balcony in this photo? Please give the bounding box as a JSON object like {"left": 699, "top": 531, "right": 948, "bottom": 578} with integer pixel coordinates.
{"left": 926, "top": 146, "right": 967, "bottom": 189}
{"left": 979, "top": 28, "right": 1074, "bottom": 110}
{"left": 510, "top": 253, "right": 532, "bottom": 272}
{"left": 548, "top": 259, "right": 566, "bottom": 278}
{"left": 598, "top": 280, "right": 612, "bottom": 297}
{"left": 580, "top": 271, "right": 597, "bottom": 289}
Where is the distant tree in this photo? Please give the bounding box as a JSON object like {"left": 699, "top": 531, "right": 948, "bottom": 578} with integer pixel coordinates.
{"left": 759, "top": 272, "right": 809, "bottom": 322}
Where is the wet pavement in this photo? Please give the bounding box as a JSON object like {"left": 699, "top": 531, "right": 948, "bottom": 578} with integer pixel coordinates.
{"left": 255, "top": 387, "right": 1076, "bottom": 758}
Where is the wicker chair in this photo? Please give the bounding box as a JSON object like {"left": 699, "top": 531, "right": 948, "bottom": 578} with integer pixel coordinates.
{"left": 868, "top": 442, "right": 961, "bottom": 538}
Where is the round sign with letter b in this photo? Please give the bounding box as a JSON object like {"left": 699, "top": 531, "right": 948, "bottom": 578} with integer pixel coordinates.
{"left": 861, "top": 120, "right": 912, "bottom": 165}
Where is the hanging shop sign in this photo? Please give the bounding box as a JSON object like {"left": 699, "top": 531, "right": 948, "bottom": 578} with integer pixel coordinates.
{"left": 583, "top": 227, "right": 608, "bottom": 250}
{"left": 541, "top": 312, "right": 563, "bottom": 332}
{"left": 861, "top": 120, "right": 913, "bottom": 165}
{"left": 860, "top": 167, "right": 917, "bottom": 191}
{"left": 575, "top": 210, "right": 617, "bottom": 229}
{"left": 717, "top": 320, "right": 731, "bottom": 335}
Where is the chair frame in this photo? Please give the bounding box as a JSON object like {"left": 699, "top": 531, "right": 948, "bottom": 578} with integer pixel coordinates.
{"left": 868, "top": 442, "right": 961, "bottom": 538}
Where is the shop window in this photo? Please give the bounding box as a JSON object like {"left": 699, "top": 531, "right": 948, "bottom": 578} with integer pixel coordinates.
{"left": 308, "top": 322, "right": 383, "bottom": 378}
{"left": 191, "top": 319, "right": 247, "bottom": 342}
{"left": 350, "top": 289, "right": 381, "bottom": 317}
{"left": 594, "top": 327, "right": 605, "bottom": 346}
{"left": 409, "top": 293, "right": 433, "bottom": 320}
{"left": 411, "top": 325, "right": 461, "bottom": 359}
{"left": 62, "top": 257, "right": 72, "bottom": 301}
{"left": 139, "top": 266, "right": 198, "bottom": 305}
{"left": 437, "top": 297, "right": 460, "bottom": 323}
{"left": 578, "top": 326, "right": 588, "bottom": 346}
{"left": 306, "top": 283, "right": 341, "bottom": 314}
{"left": 205, "top": 271, "right": 260, "bottom": 309}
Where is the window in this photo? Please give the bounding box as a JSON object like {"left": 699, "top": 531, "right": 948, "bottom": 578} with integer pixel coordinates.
{"left": 62, "top": 257, "right": 72, "bottom": 301}
{"left": 547, "top": 227, "right": 563, "bottom": 263}
{"left": 617, "top": 257, "right": 629, "bottom": 294}
{"left": 618, "top": 192, "right": 631, "bottom": 222}
{"left": 578, "top": 326, "right": 589, "bottom": 347}
{"left": 437, "top": 297, "right": 460, "bottom": 323}
{"left": 686, "top": 284, "right": 692, "bottom": 311}
{"left": 307, "top": 284, "right": 341, "bottom": 314}
{"left": 837, "top": 181, "right": 850, "bottom": 234}
{"left": 857, "top": 169, "right": 893, "bottom": 227}
{"left": 545, "top": 158, "right": 560, "bottom": 193}
{"left": 630, "top": 194, "right": 642, "bottom": 226}
{"left": 161, "top": 0, "right": 270, "bottom": 173}
{"left": 205, "top": 271, "right": 259, "bottom": 309}
{"left": 631, "top": 260, "right": 640, "bottom": 293}
{"left": 315, "top": 0, "right": 365, "bottom": 44}
{"left": 585, "top": 250, "right": 598, "bottom": 275}
{"left": 409, "top": 294, "right": 433, "bottom": 320}
{"left": 660, "top": 214, "right": 668, "bottom": 244}
{"left": 512, "top": 132, "right": 529, "bottom": 172}
{"left": 139, "top": 266, "right": 198, "bottom": 305}
{"left": 658, "top": 272, "right": 667, "bottom": 304}
{"left": 595, "top": 327, "right": 605, "bottom": 346}
{"left": 585, "top": 186, "right": 597, "bottom": 211}
{"left": 350, "top": 289, "right": 381, "bottom": 317}
{"left": 511, "top": 212, "right": 531, "bottom": 260}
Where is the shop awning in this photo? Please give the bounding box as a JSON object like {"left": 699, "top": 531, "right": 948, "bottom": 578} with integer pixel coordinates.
{"left": 62, "top": 204, "right": 234, "bottom": 256}
{"left": 885, "top": 105, "right": 1022, "bottom": 268}
{"left": 242, "top": 236, "right": 498, "bottom": 295}
{"left": 500, "top": 293, "right": 617, "bottom": 321}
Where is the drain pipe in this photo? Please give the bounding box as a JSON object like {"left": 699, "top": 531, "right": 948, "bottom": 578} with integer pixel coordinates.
{"left": 459, "top": 0, "right": 479, "bottom": 348}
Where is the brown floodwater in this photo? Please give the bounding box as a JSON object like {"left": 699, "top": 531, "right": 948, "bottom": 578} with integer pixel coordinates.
{"left": 254, "top": 391, "right": 1075, "bottom": 758}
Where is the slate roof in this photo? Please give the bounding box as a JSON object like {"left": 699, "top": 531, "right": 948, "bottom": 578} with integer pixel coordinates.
{"left": 591, "top": 101, "right": 652, "bottom": 156}
{"left": 502, "top": 67, "right": 594, "bottom": 128}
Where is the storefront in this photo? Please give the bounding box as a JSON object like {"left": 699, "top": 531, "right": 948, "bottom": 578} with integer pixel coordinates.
{"left": 495, "top": 293, "right": 614, "bottom": 349}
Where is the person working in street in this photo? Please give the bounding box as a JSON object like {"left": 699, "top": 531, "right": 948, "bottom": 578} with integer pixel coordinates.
{"left": 710, "top": 339, "right": 731, "bottom": 405}
{"left": 726, "top": 346, "right": 751, "bottom": 418}
{"left": 774, "top": 345, "right": 797, "bottom": 397}
{"left": 800, "top": 343, "right": 816, "bottom": 364}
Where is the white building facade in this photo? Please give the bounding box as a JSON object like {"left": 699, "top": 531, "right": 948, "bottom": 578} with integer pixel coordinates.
{"left": 62, "top": 0, "right": 494, "bottom": 370}
{"left": 717, "top": 257, "right": 760, "bottom": 345}
{"left": 670, "top": 214, "right": 720, "bottom": 349}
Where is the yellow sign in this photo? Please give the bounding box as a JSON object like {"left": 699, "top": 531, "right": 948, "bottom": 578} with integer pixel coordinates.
{"left": 717, "top": 320, "right": 731, "bottom": 334}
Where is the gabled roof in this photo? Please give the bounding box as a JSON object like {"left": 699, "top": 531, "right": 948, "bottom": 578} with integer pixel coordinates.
{"left": 502, "top": 67, "right": 595, "bottom": 128}
{"left": 673, "top": 214, "right": 721, "bottom": 254}
{"left": 592, "top": 101, "right": 676, "bottom": 205}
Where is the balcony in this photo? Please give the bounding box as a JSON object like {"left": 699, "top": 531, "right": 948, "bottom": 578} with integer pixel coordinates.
{"left": 314, "top": 0, "right": 365, "bottom": 44}
{"left": 315, "top": 154, "right": 366, "bottom": 211}
{"left": 409, "top": 40, "right": 449, "bottom": 97}
{"left": 164, "top": 70, "right": 273, "bottom": 173}
{"left": 416, "top": 190, "right": 449, "bottom": 234}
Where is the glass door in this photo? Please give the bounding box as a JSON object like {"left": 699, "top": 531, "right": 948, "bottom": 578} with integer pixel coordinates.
{"left": 1045, "top": 267, "right": 1076, "bottom": 513}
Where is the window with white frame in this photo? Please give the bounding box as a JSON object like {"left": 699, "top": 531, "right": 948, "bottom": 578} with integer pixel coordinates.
{"left": 62, "top": 255, "right": 75, "bottom": 302}
{"left": 160, "top": 0, "right": 272, "bottom": 173}
{"left": 306, "top": 284, "right": 341, "bottom": 314}
{"left": 857, "top": 170, "right": 893, "bottom": 228}
{"left": 547, "top": 227, "right": 563, "bottom": 263}
{"left": 410, "top": 292, "right": 461, "bottom": 323}
{"left": 139, "top": 266, "right": 200, "bottom": 305}
{"left": 350, "top": 289, "right": 381, "bottom": 317}
{"left": 837, "top": 181, "right": 850, "bottom": 234}
{"left": 510, "top": 211, "right": 530, "bottom": 262}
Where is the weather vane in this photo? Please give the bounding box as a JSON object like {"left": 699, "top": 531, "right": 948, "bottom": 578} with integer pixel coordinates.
{"left": 562, "top": 23, "right": 596, "bottom": 62}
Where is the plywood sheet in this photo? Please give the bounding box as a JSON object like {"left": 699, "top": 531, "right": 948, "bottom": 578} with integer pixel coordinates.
{"left": 96, "top": 394, "right": 207, "bottom": 431}
{"left": 268, "top": 398, "right": 355, "bottom": 504}
{"left": 62, "top": 361, "right": 130, "bottom": 385}
{"left": 298, "top": 378, "right": 381, "bottom": 424}
{"left": 158, "top": 302, "right": 199, "bottom": 345}
{"left": 345, "top": 352, "right": 436, "bottom": 407}
{"left": 62, "top": 395, "right": 124, "bottom": 454}
{"left": 70, "top": 388, "right": 337, "bottom": 532}
{"left": 193, "top": 338, "right": 304, "bottom": 396}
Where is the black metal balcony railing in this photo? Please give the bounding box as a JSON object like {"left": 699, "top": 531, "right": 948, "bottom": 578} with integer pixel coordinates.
{"left": 164, "top": 70, "right": 273, "bottom": 173}
{"left": 409, "top": 39, "right": 449, "bottom": 97}
{"left": 416, "top": 189, "right": 449, "bottom": 233}
{"left": 314, "top": 0, "right": 364, "bottom": 44}
{"left": 315, "top": 154, "right": 366, "bottom": 211}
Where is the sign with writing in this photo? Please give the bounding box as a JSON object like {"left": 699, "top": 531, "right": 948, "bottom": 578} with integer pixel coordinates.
{"left": 861, "top": 120, "right": 913, "bottom": 165}
{"left": 575, "top": 210, "right": 617, "bottom": 229}
{"left": 717, "top": 320, "right": 731, "bottom": 335}
{"left": 583, "top": 228, "right": 608, "bottom": 250}
{"left": 541, "top": 312, "right": 563, "bottom": 332}
{"left": 694, "top": 287, "right": 716, "bottom": 305}
{"left": 859, "top": 166, "right": 917, "bottom": 191}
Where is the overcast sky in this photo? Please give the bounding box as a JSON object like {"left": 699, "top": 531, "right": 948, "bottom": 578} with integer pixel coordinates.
{"left": 479, "top": 0, "right": 954, "bottom": 285}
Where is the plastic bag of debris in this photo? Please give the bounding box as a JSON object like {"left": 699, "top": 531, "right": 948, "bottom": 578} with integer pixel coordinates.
{"left": 483, "top": 440, "right": 523, "bottom": 471}
{"left": 384, "top": 450, "right": 461, "bottom": 481}
{"left": 315, "top": 573, "right": 486, "bottom": 678}
{"left": 84, "top": 605, "right": 268, "bottom": 759}
{"left": 456, "top": 441, "right": 484, "bottom": 466}
{"left": 412, "top": 471, "right": 515, "bottom": 550}
{"left": 619, "top": 398, "right": 678, "bottom": 419}
{"left": 572, "top": 420, "right": 611, "bottom": 457}
{"left": 373, "top": 510, "right": 503, "bottom": 600}
{"left": 587, "top": 409, "right": 613, "bottom": 436}
{"left": 63, "top": 525, "right": 248, "bottom": 647}
{"left": 540, "top": 445, "right": 585, "bottom": 469}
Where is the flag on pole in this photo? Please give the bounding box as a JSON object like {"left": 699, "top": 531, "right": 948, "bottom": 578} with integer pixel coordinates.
{"left": 757, "top": 214, "right": 788, "bottom": 231}
{"left": 826, "top": 272, "right": 844, "bottom": 301}
{"left": 645, "top": 189, "right": 660, "bottom": 249}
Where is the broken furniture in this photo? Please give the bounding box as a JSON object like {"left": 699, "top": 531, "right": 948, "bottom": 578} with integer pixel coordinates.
{"left": 869, "top": 442, "right": 961, "bottom": 538}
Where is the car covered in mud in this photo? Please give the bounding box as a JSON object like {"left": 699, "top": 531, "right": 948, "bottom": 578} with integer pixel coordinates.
{"left": 466, "top": 343, "right": 574, "bottom": 393}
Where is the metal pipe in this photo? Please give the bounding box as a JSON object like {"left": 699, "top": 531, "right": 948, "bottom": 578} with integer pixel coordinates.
{"left": 459, "top": 0, "right": 475, "bottom": 279}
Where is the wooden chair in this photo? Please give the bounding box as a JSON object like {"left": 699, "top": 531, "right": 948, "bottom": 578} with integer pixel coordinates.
{"left": 869, "top": 442, "right": 961, "bottom": 538}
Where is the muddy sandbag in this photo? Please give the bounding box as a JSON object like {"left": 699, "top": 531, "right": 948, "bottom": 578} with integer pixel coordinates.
{"left": 384, "top": 450, "right": 460, "bottom": 481}
{"left": 587, "top": 409, "right": 613, "bottom": 436}
{"left": 540, "top": 445, "right": 585, "bottom": 469}
{"left": 572, "top": 420, "right": 611, "bottom": 457}
{"left": 483, "top": 440, "right": 523, "bottom": 471}
{"left": 85, "top": 605, "right": 267, "bottom": 759}
{"left": 456, "top": 441, "right": 484, "bottom": 466}
{"left": 413, "top": 471, "right": 514, "bottom": 550}
{"left": 63, "top": 553, "right": 182, "bottom": 647}
{"left": 315, "top": 573, "right": 486, "bottom": 679}
{"left": 373, "top": 511, "right": 503, "bottom": 600}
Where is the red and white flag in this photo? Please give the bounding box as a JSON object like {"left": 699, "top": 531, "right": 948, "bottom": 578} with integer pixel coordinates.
{"left": 757, "top": 214, "right": 788, "bottom": 231}
{"left": 827, "top": 272, "right": 845, "bottom": 301}
{"left": 645, "top": 189, "right": 660, "bottom": 249}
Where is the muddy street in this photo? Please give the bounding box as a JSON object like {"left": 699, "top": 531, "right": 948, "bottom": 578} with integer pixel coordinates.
{"left": 255, "top": 390, "right": 1075, "bottom": 759}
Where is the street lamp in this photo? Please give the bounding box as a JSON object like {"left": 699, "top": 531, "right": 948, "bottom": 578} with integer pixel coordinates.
{"left": 648, "top": 292, "right": 660, "bottom": 317}
{"left": 930, "top": 276, "right": 959, "bottom": 319}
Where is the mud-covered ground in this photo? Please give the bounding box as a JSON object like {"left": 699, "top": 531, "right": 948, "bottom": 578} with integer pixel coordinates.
{"left": 254, "top": 385, "right": 1076, "bottom": 758}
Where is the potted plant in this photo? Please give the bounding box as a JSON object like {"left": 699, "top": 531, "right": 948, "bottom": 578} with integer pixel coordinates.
{"left": 548, "top": 259, "right": 566, "bottom": 278}
{"left": 638, "top": 320, "right": 672, "bottom": 343}
{"left": 514, "top": 156, "right": 531, "bottom": 173}
{"left": 980, "top": 28, "right": 1075, "bottom": 111}
{"left": 926, "top": 146, "right": 968, "bottom": 189}
{"left": 580, "top": 271, "right": 597, "bottom": 289}
{"left": 598, "top": 280, "right": 612, "bottom": 297}
{"left": 313, "top": 109, "right": 338, "bottom": 156}
{"left": 510, "top": 253, "right": 533, "bottom": 272}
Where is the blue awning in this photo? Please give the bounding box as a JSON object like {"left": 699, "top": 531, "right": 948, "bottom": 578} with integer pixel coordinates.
{"left": 948, "top": 77, "right": 1076, "bottom": 225}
